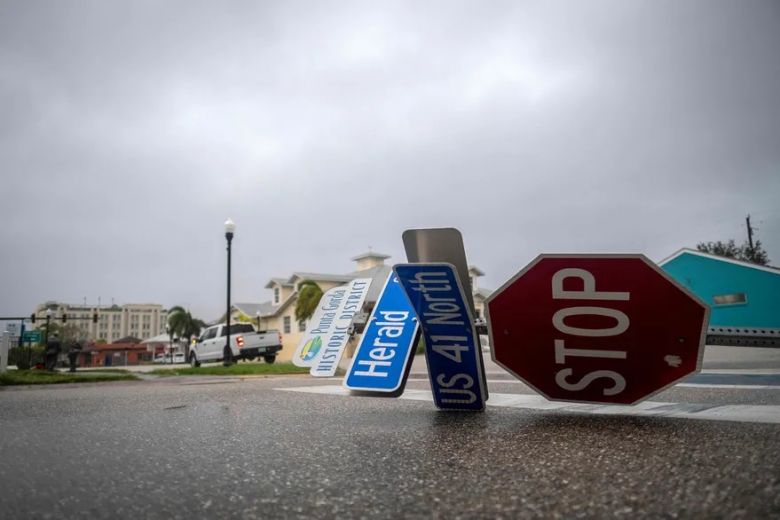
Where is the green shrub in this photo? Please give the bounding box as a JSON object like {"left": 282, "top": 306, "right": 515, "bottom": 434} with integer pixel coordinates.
{"left": 9, "top": 347, "right": 45, "bottom": 369}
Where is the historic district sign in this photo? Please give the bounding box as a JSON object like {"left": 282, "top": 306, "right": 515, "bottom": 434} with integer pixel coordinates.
{"left": 293, "top": 278, "right": 372, "bottom": 377}
{"left": 485, "top": 255, "right": 710, "bottom": 405}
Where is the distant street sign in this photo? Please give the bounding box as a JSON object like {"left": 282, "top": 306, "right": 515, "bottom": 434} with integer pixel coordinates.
{"left": 344, "top": 273, "right": 420, "bottom": 395}
{"left": 486, "top": 254, "right": 710, "bottom": 405}
{"left": 395, "top": 263, "right": 487, "bottom": 411}
{"left": 23, "top": 330, "right": 43, "bottom": 343}
{"left": 5, "top": 322, "right": 19, "bottom": 337}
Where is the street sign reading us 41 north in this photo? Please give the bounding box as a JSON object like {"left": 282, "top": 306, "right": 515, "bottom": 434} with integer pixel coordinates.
{"left": 395, "top": 263, "right": 488, "bottom": 411}
{"left": 486, "top": 255, "right": 710, "bottom": 405}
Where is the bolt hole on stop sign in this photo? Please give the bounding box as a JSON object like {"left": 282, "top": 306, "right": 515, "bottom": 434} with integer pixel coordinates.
{"left": 485, "top": 254, "right": 710, "bottom": 405}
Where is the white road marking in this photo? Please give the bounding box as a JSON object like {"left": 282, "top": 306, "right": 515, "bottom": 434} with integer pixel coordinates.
{"left": 278, "top": 385, "right": 780, "bottom": 424}
{"left": 404, "top": 378, "right": 780, "bottom": 390}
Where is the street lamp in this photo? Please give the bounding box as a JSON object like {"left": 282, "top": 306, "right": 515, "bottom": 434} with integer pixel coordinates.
{"left": 224, "top": 218, "right": 236, "bottom": 366}
{"left": 45, "top": 309, "right": 52, "bottom": 344}
{"left": 166, "top": 324, "right": 173, "bottom": 364}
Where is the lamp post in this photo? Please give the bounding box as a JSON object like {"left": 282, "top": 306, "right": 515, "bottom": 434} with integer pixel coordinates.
{"left": 45, "top": 309, "right": 52, "bottom": 344}
{"left": 224, "top": 218, "right": 236, "bottom": 366}
{"left": 166, "top": 324, "right": 173, "bottom": 364}
{"left": 256, "top": 310, "right": 261, "bottom": 331}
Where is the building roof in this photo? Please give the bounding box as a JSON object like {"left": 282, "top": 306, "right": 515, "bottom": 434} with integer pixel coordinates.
{"left": 263, "top": 277, "right": 294, "bottom": 289}
{"left": 468, "top": 265, "right": 485, "bottom": 276}
{"left": 351, "top": 251, "right": 391, "bottom": 261}
{"left": 141, "top": 334, "right": 173, "bottom": 344}
{"left": 86, "top": 342, "right": 146, "bottom": 352}
{"left": 290, "top": 272, "right": 354, "bottom": 283}
{"left": 659, "top": 248, "right": 780, "bottom": 275}
{"left": 113, "top": 336, "right": 142, "bottom": 344}
{"left": 233, "top": 302, "right": 277, "bottom": 318}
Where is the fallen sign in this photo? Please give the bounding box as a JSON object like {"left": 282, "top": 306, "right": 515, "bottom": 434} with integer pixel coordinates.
{"left": 486, "top": 254, "right": 710, "bottom": 405}
{"left": 394, "top": 262, "right": 488, "bottom": 411}
{"left": 293, "top": 278, "right": 372, "bottom": 377}
{"left": 343, "top": 272, "right": 420, "bottom": 396}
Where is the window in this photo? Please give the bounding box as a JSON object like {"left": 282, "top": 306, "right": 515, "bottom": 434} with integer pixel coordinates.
{"left": 299, "top": 320, "right": 306, "bottom": 332}
{"left": 274, "top": 287, "right": 280, "bottom": 305}
{"left": 713, "top": 293, "right": 747, "bottom": 306}
{"left": 230, "top": 324, "right": 255, "bottom": 334}
{"left": 283, "top": 316, "right": 291, "bottom": 334}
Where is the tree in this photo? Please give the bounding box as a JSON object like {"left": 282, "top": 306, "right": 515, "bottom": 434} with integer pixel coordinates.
{"left": 696, "top": 239, "right": 770, "bottom": 266}
{"left": 38, "top": 322, "right": 87, "bottom": 346}
{"left": 167, "top": 306, "right": 207, "bottom": 358}
{"left": 295, "top": 280, "right": 323, "bottom": 323}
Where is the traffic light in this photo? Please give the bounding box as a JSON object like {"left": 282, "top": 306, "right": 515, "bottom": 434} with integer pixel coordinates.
{"left": 93, "top": 312, "right": 98, "bottom": 323}
{"left": 30, "top": 313, "right": 36, "bottom": 324}
{"left": 62, "top": 313, "right": 67, "bottom": 323}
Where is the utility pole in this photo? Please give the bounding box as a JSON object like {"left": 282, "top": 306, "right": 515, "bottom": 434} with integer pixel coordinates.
{"left": 746, "top": 214, "right": 755, "bottom": 249}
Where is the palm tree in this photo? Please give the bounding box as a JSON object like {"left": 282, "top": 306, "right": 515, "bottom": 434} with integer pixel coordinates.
{"left": 295, "top": 280, "right": 323, "bottom": 324}
{"left": 168, "top": 306, "right": 207, "bottom": 359}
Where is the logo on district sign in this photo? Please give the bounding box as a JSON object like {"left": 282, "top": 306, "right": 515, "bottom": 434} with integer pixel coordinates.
{"left": 299, "top": 336, "right": 322, "bottom": 362}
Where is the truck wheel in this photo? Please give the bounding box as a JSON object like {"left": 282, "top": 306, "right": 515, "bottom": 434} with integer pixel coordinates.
{"left": 190, "top": 353, "right": 200, "bottom": 368}
{"left": 263, "top": 355, "right": 276, "bottom": 364}
{"left": 223, "top": 346, "right": 233, "bottom": 366}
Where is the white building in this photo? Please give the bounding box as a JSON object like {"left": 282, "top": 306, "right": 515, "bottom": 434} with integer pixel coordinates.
{"left": 32, "top": 301, "right": 168, "bottom": 343}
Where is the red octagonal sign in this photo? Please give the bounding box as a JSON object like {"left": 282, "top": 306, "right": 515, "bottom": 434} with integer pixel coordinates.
{"left": 486, "top": 255, "right": 710, "bottom": 405}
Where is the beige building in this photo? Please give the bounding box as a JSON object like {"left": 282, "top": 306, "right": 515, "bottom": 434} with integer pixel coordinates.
{"left": 231, "top": 252, "right": 492, "bottom": 362}
{"left": 32, "top": 301, "right": 168, "bottom": 343}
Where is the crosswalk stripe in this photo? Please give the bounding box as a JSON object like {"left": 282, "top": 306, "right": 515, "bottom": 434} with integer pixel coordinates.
{"left": 404, "top": 378, "right": 780, "bottom": 390}
{"left": 278, "top": 385, "right": 780, "bottom": 424}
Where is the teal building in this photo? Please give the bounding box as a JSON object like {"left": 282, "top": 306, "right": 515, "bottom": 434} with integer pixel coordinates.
{"left": 660, "top": 249, "right": 780, "bottom": 332}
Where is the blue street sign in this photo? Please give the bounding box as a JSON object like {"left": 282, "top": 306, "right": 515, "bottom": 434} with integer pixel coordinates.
{"left": 344, "top": 273, "right": 420, "bottom": 395}
{"left": 394, "top": 263, "right": 488, "bottom": 411}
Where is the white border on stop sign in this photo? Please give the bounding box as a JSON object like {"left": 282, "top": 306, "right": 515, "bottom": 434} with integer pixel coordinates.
{"left": 484, "top": 253, "right": 711, "bottom": 406}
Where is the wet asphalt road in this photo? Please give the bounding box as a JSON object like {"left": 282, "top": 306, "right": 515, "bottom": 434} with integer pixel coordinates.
{"left": 1, "top": 355, "right": 779, "bottom": 519}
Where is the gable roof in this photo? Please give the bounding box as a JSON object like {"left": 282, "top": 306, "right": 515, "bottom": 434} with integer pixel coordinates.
{"left": 659, "top": 248, "right": 780, "bottom": 275}
{"left": 289, "top": 272, "right": 354, "bottom": 284}
{"left": 233, "top": 302, "right": 276, "bottom": 318}
{"left": 264, "top": 278, "right": 294, "bottom": 289}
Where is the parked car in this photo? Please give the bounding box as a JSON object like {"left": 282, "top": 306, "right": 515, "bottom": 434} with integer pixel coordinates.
{"left": 190, "top": 323, "right": 282, "bottom": 367}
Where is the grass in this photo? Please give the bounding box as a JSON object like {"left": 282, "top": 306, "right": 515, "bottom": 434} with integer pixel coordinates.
{"left": 0, "top": 369, "right": 138, "bottom": 386}
{"left": 149, "top": 362, "right": 310, "bottom": 377}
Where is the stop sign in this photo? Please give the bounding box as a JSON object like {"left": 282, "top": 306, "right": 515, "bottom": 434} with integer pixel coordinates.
{"left": 486, "top": 255, "right": 709, "bottom": 405}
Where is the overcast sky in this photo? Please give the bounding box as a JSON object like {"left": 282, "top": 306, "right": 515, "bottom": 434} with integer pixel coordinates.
{"left": 1, "top": 0, "right": 778, "bottom": 321}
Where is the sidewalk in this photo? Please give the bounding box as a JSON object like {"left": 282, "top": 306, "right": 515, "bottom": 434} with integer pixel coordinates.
{"left": 15, "top": 344, "right": 774, "bottom": 376}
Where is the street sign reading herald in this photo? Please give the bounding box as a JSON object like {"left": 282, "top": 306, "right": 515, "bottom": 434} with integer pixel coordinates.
{"left": 394, "top": 263, "right": 487, "bottom": 411}
{"left": 486, "top": 254, "right": 710, "bottom": 405}
{"left": 344, "top": 273, "right": 419, "bottom": 395}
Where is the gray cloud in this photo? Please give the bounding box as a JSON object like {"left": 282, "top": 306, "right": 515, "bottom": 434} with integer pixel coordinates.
{"left": 1, "top": 0, "right": 778, "bottom": 320}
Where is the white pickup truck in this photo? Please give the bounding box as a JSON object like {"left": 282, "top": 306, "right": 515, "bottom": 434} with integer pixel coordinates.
{"left": 190, "top": 323, "right": 283, "bottom": 367}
